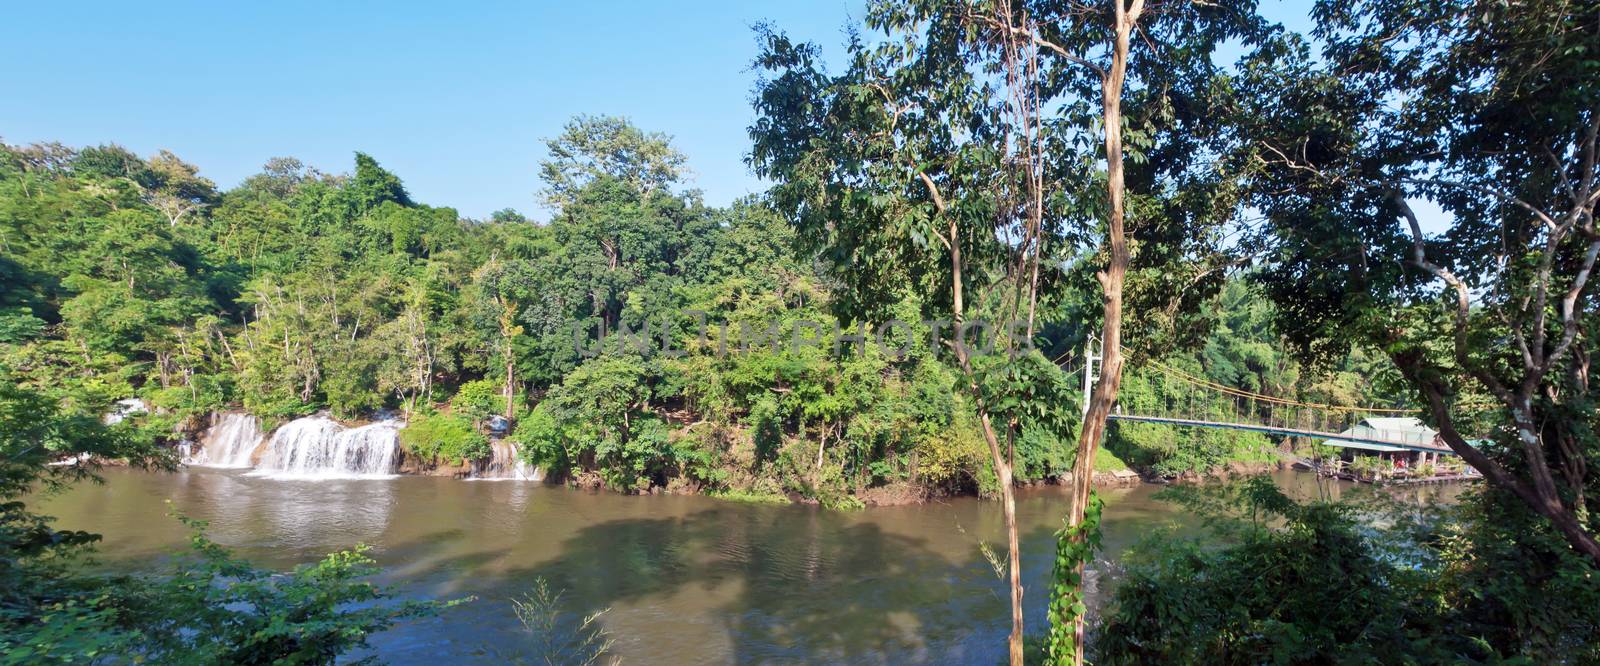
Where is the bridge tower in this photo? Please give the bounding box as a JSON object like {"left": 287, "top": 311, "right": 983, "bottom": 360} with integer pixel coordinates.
{"left": 1081, "top": 332, "right": 1101, "bottom": 418}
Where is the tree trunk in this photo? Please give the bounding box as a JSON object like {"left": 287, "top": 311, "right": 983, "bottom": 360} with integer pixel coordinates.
{"left": 930, "top": 185, "right": 1026, "bottom": 666}
{"left": 1065, "top": 2, "right": 1142, "bottom": 663}
{"left": 1405, "top": 364, "right": 1600, "bottom": 565}
{"left": 504, "top": 356, "right": 516, "bottom": 420}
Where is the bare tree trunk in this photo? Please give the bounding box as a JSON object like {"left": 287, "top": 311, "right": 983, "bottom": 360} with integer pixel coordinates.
{"left": 504, "top": 356, "right": 516, "bottom": 420}
{"left": 922, "top": 178, "right": 1026, "bottom": 666}
{"left": 498, "top": 295, "right": 519, "bottom": 420}
{"left": 1065, "top": 2, "right": 1142, "bottom": 662}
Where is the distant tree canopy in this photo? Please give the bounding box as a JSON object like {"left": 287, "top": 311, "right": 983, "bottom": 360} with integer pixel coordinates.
{"left": 0, "top": 117, "right": 1371, "bottom": 502}
{"left": 539, "top": 114, "right": 689, "bottom": 207}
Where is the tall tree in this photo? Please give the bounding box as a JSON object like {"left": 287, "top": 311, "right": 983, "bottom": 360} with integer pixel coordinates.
{"left": 989, "top": 1, "right": 1259, "bottom": 659}
{"left": 1244, "top": 0, "right": 1600, "bottom": 563}
{"left": 468, "top": 257, "right": 533, "bottom": 420}
{"left": 752, "top": 1, "right": 1256, "bottom": 662}
{"left": 539, "top": 115, "right": 689, "bottom": 207}
{"left": 143, "top": 150, "right": 219, "bottom": 227}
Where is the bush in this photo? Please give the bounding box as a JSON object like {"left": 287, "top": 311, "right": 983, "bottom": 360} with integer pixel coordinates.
{"left": 1094, "top": 477, "right": 1600, "bottom": 664}
{"left": 1097, "top": 478, "right": 1445, "bottom": 664}
{"left": 399, "top": 410, "right": 490, "bottom": 465}
{"left": 113, "top": 515, "right": 466, "bottom": 664}
{"left": 453, "top": 378, "right": 502, "bottom": 424}
{"left": 510, "top": 403, "right": 569, "bottom": 474}
{"left": 489, "top": 577, "right": 615, "bottom": 665}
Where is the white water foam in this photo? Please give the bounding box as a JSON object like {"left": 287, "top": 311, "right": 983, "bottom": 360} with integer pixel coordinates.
{"left": 468, "top": 440, "right": 543, "bottom": 481}
{"left": 186, "top": 412, "right": 264, "bottom": 468}
{"left": 250, "top": 415, "right": 402, "bottom": 479}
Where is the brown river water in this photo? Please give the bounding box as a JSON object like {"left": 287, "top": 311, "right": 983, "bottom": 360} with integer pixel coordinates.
{"left": 34, "top": 468, "right": 1461, "bottom": 664}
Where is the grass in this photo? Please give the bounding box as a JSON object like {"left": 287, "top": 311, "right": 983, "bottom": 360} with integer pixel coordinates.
{"left": 706, "top": 488, "right": 791, "bottom": 505}
{"left": 1094, "top": 446, "right": 1132, "bottom": 472}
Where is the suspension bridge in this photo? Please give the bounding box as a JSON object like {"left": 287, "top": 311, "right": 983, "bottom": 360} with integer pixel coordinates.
{"left": 1065, "top": 339, "right": 1462, "bottom": 458}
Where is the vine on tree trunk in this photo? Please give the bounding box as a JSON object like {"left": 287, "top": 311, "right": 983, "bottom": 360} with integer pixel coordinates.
{"left": 1046, "top": 491, "right": 1103, "bottom": 664}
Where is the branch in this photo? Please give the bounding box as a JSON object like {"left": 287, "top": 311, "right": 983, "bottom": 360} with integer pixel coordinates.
{"left": 965, "top": 8, "right": 1107, "bottom": 80}
{"left": 1544, "top": 141, "right": 1579, "bottom": 207}
{"left": 1545, "top": 236, "right": 1600, "bottom": 376}
{"left": 1581, "top": 111, "right": 1599, "bottom": 202}
{"left": 915, "top": 168, "right": 954, "bottom": 250}
{"left": 1401, "top": 178, "right": 1559, "bottom": 231}
{"left": 1393, "top": 192, "right": 1517, "bottom": 404}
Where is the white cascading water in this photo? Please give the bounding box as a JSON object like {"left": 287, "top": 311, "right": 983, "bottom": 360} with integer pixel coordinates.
{"left": 469, "top": 440, "right": 542, "bottom": 480}
{"left": 186, "top": 412, "right": 264, "bottom": 468}
{"left": 251, "top": 415, "right": 402, "bottom": 479}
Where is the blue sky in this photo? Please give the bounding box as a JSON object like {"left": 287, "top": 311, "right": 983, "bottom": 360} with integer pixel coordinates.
{"left": 3, "top": 1, "right": 1328, "bottom": 222}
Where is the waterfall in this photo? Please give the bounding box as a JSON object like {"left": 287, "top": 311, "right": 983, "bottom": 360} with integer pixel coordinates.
{"left": 252, "top": 415, "right": 402, "bottom": 479}
{"left": 186, "top": 412, "right": 264, "bottom": 468}
{"left": 469, "top": 440, "right": 542, "bottom": 480}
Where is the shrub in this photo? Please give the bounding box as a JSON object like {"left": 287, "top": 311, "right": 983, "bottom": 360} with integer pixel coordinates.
{"left": 399, "top": 411, "right": 490, "bottom": 465}
{"left": 510, "top": 403, "right": 569, "bottom": 475}
{"left": 493, "top": 577, "right": 615, "bottom": 665}
{"left": 115, "top": 515, "right": 467, "bottom": 664}
{"left": 453, "top": 378, "right": 502, "bottom": 424}
{"left": 1097, "top": 479, "right": 1441, "bottom": 664}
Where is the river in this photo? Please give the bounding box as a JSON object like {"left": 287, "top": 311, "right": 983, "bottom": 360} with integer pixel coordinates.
{"left": 34, "top": 467, "right": 1459, "bottom": 664}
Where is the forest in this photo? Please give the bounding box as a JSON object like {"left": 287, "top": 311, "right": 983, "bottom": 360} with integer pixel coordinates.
{"left": 0, "top": 121, "right": 1387, "bottom": 506}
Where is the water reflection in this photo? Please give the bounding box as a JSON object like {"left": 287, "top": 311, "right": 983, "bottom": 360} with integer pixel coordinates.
{"left": 34, "top": 468, "right": 1463, "bottom": 664}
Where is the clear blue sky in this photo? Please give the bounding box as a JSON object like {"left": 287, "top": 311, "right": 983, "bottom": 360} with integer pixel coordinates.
{"left": 3, "top": 1, "right": 1344, "bottom": 223}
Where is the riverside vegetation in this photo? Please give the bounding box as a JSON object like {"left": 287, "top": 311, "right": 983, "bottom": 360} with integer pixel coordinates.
{"left": 5, "top": 0, "right": 1600, "bottom": 662}
{"left": 0, "top": 124, "right": 1374, "bottom": 503}
{"left": 0, "top": 124, "right": 1402, "bottom": 663}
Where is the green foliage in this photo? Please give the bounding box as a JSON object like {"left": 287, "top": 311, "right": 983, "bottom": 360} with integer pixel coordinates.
{"left": 539, "top": 114, "right": 687, "bottom": 207}
{"left": 400, "top": 410, "right": 491, "bottom": 465}
{"left": 1044, "top": 492, "right": 1102, "bottom": 665}
{"left": 1428, "top": 488, "right": 1600, "bottom": 662}
{"left": 1240, "top": 0, "right": 1600, "bottom": 560}
{"left": 1098, "top": 479, "right": 1425, "bottom": 664}
{"left": 0, "top": 116, "right": 1412, "bottom": 508}
{"left": 500, "top": 577, "right": 616, "bottom": 666}
{"left": 0, "top": 378, "right": 162, "bottom": 665}
{"left": 510, "top": 404, "right": 567, "bottom": 472}
{"left": 1095, "top": 477, "right": 1600, "bottom": 664}
{"left": 453, "top": 378, "right": 503, "bottom": 424}
{"left": 117, "top": 512, "right": 464, "bottom": 664}
{"left": 1107, "top": 280, "right": 1395, "bottom": 476}
{"left": 1091, "top": 446, "right": 1129, "bottom": 473}
{"left": 350, "top": 152, "right": 413, "bottom": 211}
{"left": 706, "top": 488, "right": 790, "bottom": 505}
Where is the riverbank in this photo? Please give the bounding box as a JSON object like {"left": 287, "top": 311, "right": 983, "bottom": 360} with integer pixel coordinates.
{"left": 162, "top": 409, "right": 1322, "bottom": 509}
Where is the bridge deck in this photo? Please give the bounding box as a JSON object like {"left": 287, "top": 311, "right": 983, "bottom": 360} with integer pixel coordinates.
{"left": 1107, "top": 414, "right": 1455, "bottom": 455}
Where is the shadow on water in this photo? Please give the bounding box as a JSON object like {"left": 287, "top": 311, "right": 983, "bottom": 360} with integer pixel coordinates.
{"left": 454, "top": 505, "right": 1010, "bottom": 665}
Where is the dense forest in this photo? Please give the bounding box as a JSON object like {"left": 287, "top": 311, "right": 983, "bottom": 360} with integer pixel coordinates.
{"left": 0, "top": 119, "right": 1395, "bottom": 505}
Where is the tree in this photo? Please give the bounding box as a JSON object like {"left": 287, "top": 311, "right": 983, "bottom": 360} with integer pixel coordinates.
{"left": 143, "top": 149, "right": 219, "bottom": 226}
{"left": 751, "top": 15, "right": 1046, "bottom": 659}
{"left": 468, "top": 257, "right": 531, "bottom": 421}
{"left": 349, "top": 152, "right": 413, "bottom": 212}
{"left": 751, "top": 1, "right": 1256, "bottom": 661}
{"left": 1243, "top": 0, "right": 1600, "bottom": 564}
{"left": 539, "top": 114, "right": 689, "bottom": 207}
{"left": 515, "top": 355, "right": 664, "bottom": 491}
